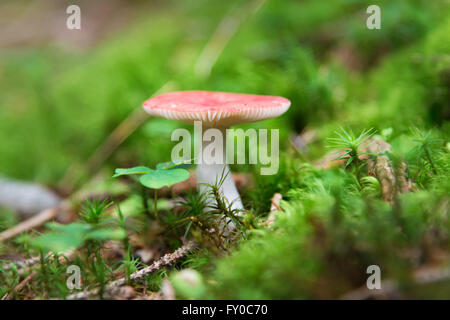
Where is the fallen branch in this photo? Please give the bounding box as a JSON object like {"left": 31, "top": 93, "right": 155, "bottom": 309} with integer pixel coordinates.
{"left": 0, "top": 201, "right": 70, "bottom": 242}
{"left": 67, "top": 241, "right": 197, "bottom": 300}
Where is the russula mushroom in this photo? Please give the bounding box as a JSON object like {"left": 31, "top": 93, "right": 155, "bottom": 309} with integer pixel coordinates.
{"left": 143, "top": 91, "right": 290, "bottom": 213}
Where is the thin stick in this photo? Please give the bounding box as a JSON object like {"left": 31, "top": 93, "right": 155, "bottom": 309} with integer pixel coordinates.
{"left": 67, "top": 241, "right": 197, "bottom": 300}
{"left": 1, "top": 272, "right": 35, "bottom": 300}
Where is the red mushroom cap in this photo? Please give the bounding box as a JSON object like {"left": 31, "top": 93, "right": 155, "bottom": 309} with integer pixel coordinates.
{"left": 143, "top": 91, "right": 291, "bottom": 127}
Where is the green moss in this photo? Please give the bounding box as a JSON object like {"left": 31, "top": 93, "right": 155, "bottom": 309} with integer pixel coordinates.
{"left": 0, "top": 0, "right": 449, "bottom": 299}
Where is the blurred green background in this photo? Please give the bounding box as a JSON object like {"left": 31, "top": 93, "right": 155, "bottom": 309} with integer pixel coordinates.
{"left": 0, "top": 0, "right": 448, "bottom": 187}
{"left": 0, "top": 0, "right": 449, "bottom": 300}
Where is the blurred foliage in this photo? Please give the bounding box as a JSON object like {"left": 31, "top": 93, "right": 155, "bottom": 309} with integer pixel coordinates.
{"left": 211, "top": 158, "right": 449, "bottom": 299}
{"left": 1, "top": 0, "right": 448, "bottom": 184}
{"left": 0, "top": 0, "right": 449, "bottom": 299}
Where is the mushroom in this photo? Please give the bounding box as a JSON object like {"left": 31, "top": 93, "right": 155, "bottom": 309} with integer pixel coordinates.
{"left": 143, "top": 91, "right": 290, "bottom": 213}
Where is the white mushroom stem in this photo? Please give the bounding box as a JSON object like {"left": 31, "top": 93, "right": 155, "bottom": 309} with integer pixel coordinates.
{"left": 196, "top": 127, "right": 244, "bottom": 213}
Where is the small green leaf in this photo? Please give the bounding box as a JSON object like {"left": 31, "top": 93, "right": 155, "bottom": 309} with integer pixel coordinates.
{"left": 156, "top": 160, "right": 192, "bottom": 170}
{"left": 139, "top": 169, "right": 190, "bottom": 189}
{"left": 31, "top": 232, "right": 85, "bottom": 253}
{"left": 113, "top": 166, "right": 152, "bottom": 178}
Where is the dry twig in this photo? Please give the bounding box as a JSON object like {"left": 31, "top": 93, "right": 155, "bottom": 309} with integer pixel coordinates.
{"left": 67, "top": 241, "right": 197, "bottom": 300}
{"left": 1, "top": 272, "right": 35, "bottom": 300}
{"left": 0, "top": 201, "right": 70, "bottom": 243}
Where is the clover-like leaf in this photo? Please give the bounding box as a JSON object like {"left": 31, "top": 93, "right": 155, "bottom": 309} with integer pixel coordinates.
{"left": 31, "top": 232, "right": 85, "bottom": 253}
{"left": 30, "top": 220, "right": 128, "bottom": 254}
{"left": 31, "top": 222, "right": 91, "bottom": 253}
{"left": 139, "top": 169, "right": 189, "bottom": 189}
{"left": 156, "top": 160, "right": 193, "bottom": 170}
{"left": 113, "top": 166, "right": 151, "bottom": 178}
{"left": 46, "top": 222, "right": 92, "bottom": 234}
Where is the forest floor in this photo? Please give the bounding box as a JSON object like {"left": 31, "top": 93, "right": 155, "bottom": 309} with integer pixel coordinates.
{"left": 0, "top": 0, "right": 449, "bottom": 299}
